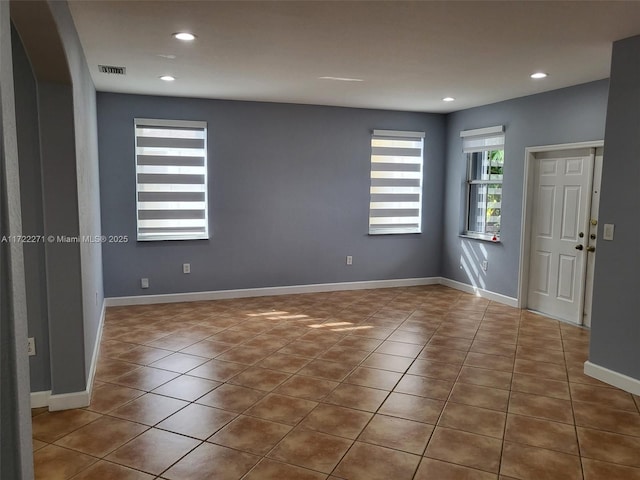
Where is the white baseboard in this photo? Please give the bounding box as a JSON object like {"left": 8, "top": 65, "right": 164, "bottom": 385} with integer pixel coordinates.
{"left": 32, "top": 299, "right": 106, "bottom": 412}
{"left": 438, "top": 277, "right": 519, "bottom": 307}
{"left": 48, "top": 390, "right": 91, "bottom": 411}
{"left": 584, "top": 361, "right": 640, "bottom": 396}
{"left": 105, "top": 277, "right": 441, "bottom": 307}
{"left": 84, "top": 299, "right": 106, "bottom": 401}
{"left": 30, "top": 390, "right": 51, "bottom": 408}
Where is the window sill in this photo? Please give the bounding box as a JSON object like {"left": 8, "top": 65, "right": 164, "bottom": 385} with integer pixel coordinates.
{"left": 459, "top": 232, "right": 501, "bottom": 243}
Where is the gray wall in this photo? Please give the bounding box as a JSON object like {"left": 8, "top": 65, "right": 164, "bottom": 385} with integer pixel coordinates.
{"left": 98, "top": 94, "right": 445, "bottom": 297}
{"left": 442, "top": 80, "right": 609, "bottom": 298}
{"left": 1, "top": 1, "right": 34, "bottom": 477}
{"left": 12, "top": 26, "right": 50, "bottom": 393}
{"left": 589, "top": 36, "right": 640, "bottom": 380}
{"left": 48, "top": 0, "right": 104, "bottom": 384}
{"left": 9, "top": 0, "right": 104, "bottom": 397}
{"left": 38, "top": 81, "right": 86, "bottom": 394}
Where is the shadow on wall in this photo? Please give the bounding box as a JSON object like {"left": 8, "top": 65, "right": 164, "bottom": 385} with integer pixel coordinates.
{"left": 459, "top": 239, "right": 489, "bottom": 290}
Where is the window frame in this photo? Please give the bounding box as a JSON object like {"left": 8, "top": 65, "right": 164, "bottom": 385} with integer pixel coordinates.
{"left": 368, "top": 129, "right": 425, "bottom": 235}
{"left": 461, "top": 126, "right": 505, "bottom": 240}
{"left": 134, "top": 118, "right": 209, "bottom": 242}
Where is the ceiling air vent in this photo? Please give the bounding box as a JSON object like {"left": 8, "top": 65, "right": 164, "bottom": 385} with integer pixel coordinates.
{"left": 98, "top": 65, "right": 126, "bottom": 75}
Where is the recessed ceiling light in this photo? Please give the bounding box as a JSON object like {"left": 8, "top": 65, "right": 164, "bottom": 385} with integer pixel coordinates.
{"left": 318, "top": 76, "right": 364, "bottom": 82}
{"left": 173, "top": 32, "right": 196, "bottom": 41}
{"left": 531, "top": 72, "right": 548, "bottom": 79}
{"left": 157, "top": 54, "right": 177, "bottom": 59}
{"left": 442, "top": 97, "right": 455, "bottom": 102}
{"left": 159, "top": 75, "right": 176, "bottom": 82}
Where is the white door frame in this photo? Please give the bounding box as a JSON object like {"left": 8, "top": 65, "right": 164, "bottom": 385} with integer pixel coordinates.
{"left": 517, "top": 140, "right": 604, "bottom": 323}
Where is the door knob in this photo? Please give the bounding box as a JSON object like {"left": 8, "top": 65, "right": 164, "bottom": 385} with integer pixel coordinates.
{"left": 575, "top": 245, "right": 584, "bottom": 251}
{"left": 586, "top": 246, "right": 595, "bottom": 252}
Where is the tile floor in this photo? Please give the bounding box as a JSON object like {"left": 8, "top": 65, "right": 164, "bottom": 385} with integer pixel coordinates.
{"left": 31, "top": 285, "right": 640, "bottom": 479}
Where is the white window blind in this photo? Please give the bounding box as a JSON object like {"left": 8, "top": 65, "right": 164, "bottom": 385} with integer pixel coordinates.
{"left": 460, "top": 125, "right": 504, "bottom": 153}
{"left": 135, "top": 118, "right": 209, "bottom": 241}
{"left": 369, "top": 129, "right": 424, "bottom": 235}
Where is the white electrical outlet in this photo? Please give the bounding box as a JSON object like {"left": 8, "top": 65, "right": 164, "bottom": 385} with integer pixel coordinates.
{"left": 183, "top": 263, "right": 191, "bottom": 274}
{"left": 27, "top": 337, "right": 36, "bottom": 356}
{"left": 141, "top": 278, "right": 149, "bottom": 289}
{"left": 481, "top": 260, "right": 488, "bottom": 271}
{"left": 346, "top": 255, "right": 353, "bottom": 265}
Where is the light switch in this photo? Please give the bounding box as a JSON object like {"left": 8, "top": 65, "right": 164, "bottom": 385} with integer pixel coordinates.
{"left": 603, "top": 223, "right": 615, "bottom": 241}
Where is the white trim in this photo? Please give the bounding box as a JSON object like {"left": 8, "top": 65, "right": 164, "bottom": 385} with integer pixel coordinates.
{"left": 134, "top": 117, "right": 206, "bottom": 129}
{"left": 439, "top": 278, "right": 518, "bottom": 307}
{"left": 584, "top": 361, "right": 640, "bottom": 396}
{"left": 105, "top": 277, "right": 441, "bottom": 307}
{"left": 373, "top": 129, "right": 425, "bottom": 138}
{"left": 518, "top": 140, "right": 604, "bottom": 309}
{"left": 460, "top": 125, "right": 504, "bottom": 137}
{"left": 48, "top": 390, "right": 90, "bottom": 411}
{"left": 85, "top": 300, "right": 106, "bottom": 400}
{"left": 35, "top": 299, "right": 106, "bottom": 411}
{"left": 30, "top": 390, "right": 51, "bottom": 409}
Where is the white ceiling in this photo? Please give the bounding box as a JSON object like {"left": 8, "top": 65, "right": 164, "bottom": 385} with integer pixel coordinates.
{"left": 68, "top": 0, "right": 640, "bottom": 113}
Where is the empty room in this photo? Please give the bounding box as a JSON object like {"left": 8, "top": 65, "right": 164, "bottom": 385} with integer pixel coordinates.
{"left": 1, "top": 1, "right": 640, "bottom": 479}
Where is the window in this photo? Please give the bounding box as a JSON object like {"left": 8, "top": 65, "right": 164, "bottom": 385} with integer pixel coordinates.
{"left": 369, "top": 130, "right": 424, "bottom": 234}
{"left": 461, "top": 125, "right": 505, "bottom": 238}
{"left": 135, "top": 118, "right": 208, "bottom": 241}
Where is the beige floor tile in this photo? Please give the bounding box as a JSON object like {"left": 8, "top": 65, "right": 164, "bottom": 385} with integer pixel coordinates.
{"left": 110, "top": 366, "right": 180, "bottom": 391}
{"left": 573, "top": 400, "right": 640, "bottom": 437}
{"left": 299, "top": 404, "right": 372, "bottom": 439}
{"left": 425, "top": 427, "right": 502, "bottom": 474}
{"left": 324, "top": 383, "right": 389, "bottom": 412}
{"left": 242, "top": 458, "right": 327, "bottom": 480}
{"left": 156, "top": 403, "right": 236, "bottom": 439}
{"left": 208, "top": 415, "right": 291, "bottom": 455}
{"left": 34, "top": 445, "right": 97, "bottom": 480}
{"left": 227, "top": 366, "right": 291, "bottom": 391}
{"left": 267, "top": 428, "right": 352, "bottom": 473}
{"left": 110, "top": 393, "right": 188, "bottom": 426}
{"left": 394, "top": 374, "right": 453, "bottom": 400}
{"left": 500, "top": 442, "right": 582, "bottom": 480}
{"left": 508, "top": 391, "right": 574, "bottom": 424}
{"left": 414, "top": 458, "right": 498, "bottom": 480}
{"left": 577, "top": 426, "right": 640, "bottom": 467}
{"left": 344, "top": 366, "right": 402, "bottom": 390}
{"left": 55, "top": 416, "right": 147, "bottom": 457}
{"left": 379, "top": 392, "right": 444, "bottom": 423}
{"left": 32, "top": 409, "right": 102, "bottom": 443}
{"left": 105, "top": 428, "right": 200, "bottom": 476}
{"left": 448, "top": 382, "right": 509, "bottom": 411}
{"left": 570, "top": 382, "right": 638, "bottom": 412}
{"left": 358, "top": 414, "right": 433, "bottom": 454}
{"left": 274, "top": 374, "right": 338, "bottom": 401}
{"left": 334, "top": 442, "right": 420, "bottom": 480}
{"left": 196, "top": 383, "right": 265, "bottom": 412}
{"left": 151, "top": 375, "right": 220, "bottom": 401}
{"left": 244, "top": 393, "right": 317, "bottom": 425}
{"left": 162, "top": 442, "right": 259, "bottom": 480}
{"left": 69, "top": 460, "right": 155, "bottom": 479}
{"left": 582, "top": 458, "right": 640, "bottom": 480}
{"left": 438, "top": 403, "right": 506, "bottom": 438}
{"left": 504, "top": 414, "right": 579, "bottom": 455}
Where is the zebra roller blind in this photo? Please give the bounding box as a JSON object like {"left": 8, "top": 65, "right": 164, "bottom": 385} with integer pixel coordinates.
{"left": 369, "top": 129, "right": 425, "bottom": 234}
{"left": 135, "top": 118, "right": 209, "bottom": 241}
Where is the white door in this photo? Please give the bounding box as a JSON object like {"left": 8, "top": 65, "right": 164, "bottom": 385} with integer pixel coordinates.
{"left": 527, "top": 148, "right": 596, "bottom": 324}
